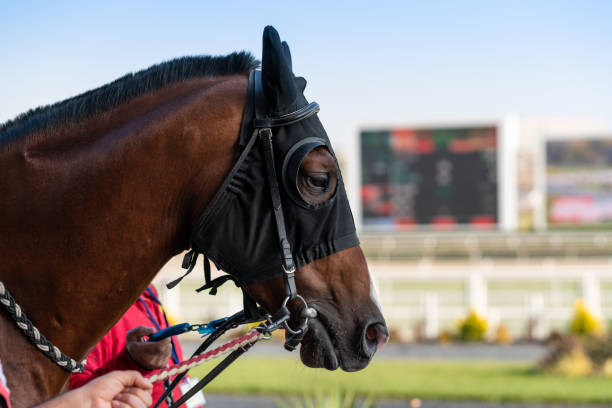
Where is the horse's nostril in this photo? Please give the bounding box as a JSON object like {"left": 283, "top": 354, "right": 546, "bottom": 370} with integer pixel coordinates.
{"left": 364, "top": 322, "right": 389, "bottom": 355}
{"left": 366, "top": 324, "right": 379, "bottom": 341}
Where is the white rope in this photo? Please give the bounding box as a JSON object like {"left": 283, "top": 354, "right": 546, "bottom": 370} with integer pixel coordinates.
{"left": 147, "top": 329, "right": 265, "bottom": 384}
{"left": 0, "top": 280, "right": 85, "bottom": 373}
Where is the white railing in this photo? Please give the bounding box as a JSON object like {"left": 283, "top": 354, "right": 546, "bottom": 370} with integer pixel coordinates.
{"left": 372, "top": 258, "right": 612, "bottom": 340}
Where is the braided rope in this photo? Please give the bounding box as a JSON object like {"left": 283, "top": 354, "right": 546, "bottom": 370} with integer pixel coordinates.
{"left": 146, "top": 328, "right": 264, "bottom": 383}
{"left": 0, "top": 281, "right": 84, "bottom": 373}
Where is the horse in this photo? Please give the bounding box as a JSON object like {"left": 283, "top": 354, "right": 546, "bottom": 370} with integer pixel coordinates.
{"left": 0, "top": 26, "right": 388, "bottom": 407}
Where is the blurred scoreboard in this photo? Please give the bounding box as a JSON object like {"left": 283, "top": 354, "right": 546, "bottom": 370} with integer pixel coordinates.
{"left": 546, "top": 137, "right": 612, "bottom": 227}
{"left": 361, "top": 126, "right": 498, "bottom": 229}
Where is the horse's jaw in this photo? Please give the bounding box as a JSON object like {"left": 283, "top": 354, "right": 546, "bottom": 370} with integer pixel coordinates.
{"left": 299, "top": 317, "right": 340, "bottom": 370}
{"left": 299, "top": 305, "right": 380, "bottom": 372}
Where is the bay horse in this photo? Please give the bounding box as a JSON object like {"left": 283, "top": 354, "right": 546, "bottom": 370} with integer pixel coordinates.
{"left": 0, "top": 26, "right": 388, "bottom": 407}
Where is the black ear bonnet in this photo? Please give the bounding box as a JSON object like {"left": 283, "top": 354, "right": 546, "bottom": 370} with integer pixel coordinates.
{"left": 188, "top": 29, "right": 359, "bottom": 286}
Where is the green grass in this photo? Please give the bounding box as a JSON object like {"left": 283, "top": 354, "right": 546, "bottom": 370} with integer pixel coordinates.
{"left": 190, "top": 357, "right": 612, "bottom": 404}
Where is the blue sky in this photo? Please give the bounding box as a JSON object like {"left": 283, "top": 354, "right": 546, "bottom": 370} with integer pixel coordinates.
{"left": 1, "top": 1, "right": 611, "bottom": 151}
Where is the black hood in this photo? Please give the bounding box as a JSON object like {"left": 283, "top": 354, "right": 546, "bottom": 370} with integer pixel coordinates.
{"left": 189, "top": 26, "right": 358, "bottom": 286}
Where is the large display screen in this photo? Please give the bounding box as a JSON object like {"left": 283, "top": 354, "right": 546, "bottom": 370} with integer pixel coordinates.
{"left": 361, "top": 126, "right": 498, "bottom": 229}
{"left": 546, "top": 138, "right": 612, "bottom": 227}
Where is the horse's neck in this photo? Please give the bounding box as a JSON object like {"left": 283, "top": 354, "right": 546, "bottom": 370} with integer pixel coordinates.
{"left": 0, "top": 75, "right": 247, "bottom": 403}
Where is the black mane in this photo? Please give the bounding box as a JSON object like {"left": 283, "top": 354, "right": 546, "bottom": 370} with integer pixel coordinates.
{"left": 0, "top": 52, "right": 259, "bottom": 145}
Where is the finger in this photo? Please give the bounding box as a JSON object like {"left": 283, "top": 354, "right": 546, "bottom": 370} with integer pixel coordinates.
{"left": 131, "top": 374, "right": 153, "bottom": 391}
{"left": 111, "top": 399, "right": 144, "bottom": 408}
{"left": 151, "top": 341, "right": 173, "bottom": 360}
{"left": 126, "top": 326, "right": 155, "bottom": 341}
{"left": 134, "top": 338, "right": 171, "bottom": 354}
{"left": 152, "top": 337, "right": 171, "bottom": 346}
{"left": 111, "top": 395, "right": 150, "bottom": 408}
{"left": 109, "top": 370, "right": 153, "bottom": 390}
{"left": 124, "top": 386, "right": 153, "bottom": 406}
{"left": 153, "top": 338, "right": 172, "bottom": 352}
{"left": 111, "top": 401, "right": 130, "bottom": 408}
{"left": 113, "top": 389, "right": 152, "bottom": 408}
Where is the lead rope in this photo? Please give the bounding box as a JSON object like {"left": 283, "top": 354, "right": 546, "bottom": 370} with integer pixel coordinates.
{"left": 146, "top": 328, "right": 264, "bottom": 384}
{"left": 0, "top": 281, "right": 85, "bottom": 373}
{"left": 151, "top": 309, "right": 266, "bottom": 408}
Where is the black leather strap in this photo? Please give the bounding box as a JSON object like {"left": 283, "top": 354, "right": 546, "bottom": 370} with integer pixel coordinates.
{"left": 253, "top": 69, "right": 302, "bottom": 300}
{"left": 152, "top": 310, "right": 261, "bottom": 408}
{"left": 259, "top": 128, "right": 297, "bottom": 299}
{"left": 169, "top": 345, "right": 253, "bottom": 408}
{"left": 195, "top": 275, "right": 237, "bottom": 295}
{"left": 254, "top": 101, "right": 319, "bottom": 128}
{"left": 166, "top": 250, "right": 199, "bottom": 289}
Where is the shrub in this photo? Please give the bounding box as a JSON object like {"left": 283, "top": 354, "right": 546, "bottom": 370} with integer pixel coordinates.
{"left": 569, "top": 299, "right": 603, "bottom": 337}
{"left": 539, "top": 332, "right": 612, "bottom": 376}
{"left": 456, "top": 309, "right": 487, "bottom": 342}
{"left": 494, "top": 323, "right": 512, "bottom": 345}
{"left": 550, "top": 348, "right": 593, "bottom": 376}
{"left": 583, "top": 335, "right": 612, "bottom": 370}
{"left": 539, "top": 334, "right": 593, "bottom": 376}
{"left": 437, "top": 329, "right": 453, "bottom": 344}
{"left": 602, "top": 359, "right": 612, "bottom": 376}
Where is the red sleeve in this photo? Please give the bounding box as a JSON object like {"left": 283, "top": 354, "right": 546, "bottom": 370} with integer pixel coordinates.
{"left": 0, "top": 361, "right": 11, "bottom": 408}
{"left": 70, "top": 286, "right": 190, "bottom": 404}
{"left": 0, "top": 385, "right": 9, "bottom": 408}
{"left": 69, "top": 303, "right": 150, "bottom": 389}
{"left": 69, "top": 343, "right": 147, "bottom": 389}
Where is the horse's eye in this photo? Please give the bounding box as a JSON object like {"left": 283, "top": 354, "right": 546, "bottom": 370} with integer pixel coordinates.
{"left": 306, "top": 173, "right": 329, "bottom": 191}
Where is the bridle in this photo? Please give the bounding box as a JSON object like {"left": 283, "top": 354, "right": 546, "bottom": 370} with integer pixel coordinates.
{"left": 153, "top": 70, "right": 323, "bottom": 407}
{"left": 170, "top": 69, "right": 321, "bottom": 345}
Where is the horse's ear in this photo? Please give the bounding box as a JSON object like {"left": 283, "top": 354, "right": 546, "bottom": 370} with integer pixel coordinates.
{"left": 281, "top": 41, "right": 308, "bottom": 94}
{"left": 281, "top": 41, "right": 293, "bottom": 71}
{"left": 295, "top": 77, "right": 307, "bottom": 93}
{"left": 262, "top": 26, "right": 298, "bottom": 113}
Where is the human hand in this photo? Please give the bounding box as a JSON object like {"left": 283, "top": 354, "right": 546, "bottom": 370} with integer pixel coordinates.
{"left": 126, "top": 326, "right": 172, "bottom": 370}
{"left": 34, "top": 370, "right": 152, "bottom": 408}
{"left": 85, "top": 371, "right": 152, "bottom": 408}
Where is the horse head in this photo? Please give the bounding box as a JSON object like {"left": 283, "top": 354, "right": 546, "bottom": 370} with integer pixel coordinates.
{"left": 190, "top": 26, "right": 388, "bottom": 371}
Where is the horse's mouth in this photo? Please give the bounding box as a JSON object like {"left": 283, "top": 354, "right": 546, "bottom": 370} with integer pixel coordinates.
{"left": 299, "top": 314, "right": 340, "bottom": 370}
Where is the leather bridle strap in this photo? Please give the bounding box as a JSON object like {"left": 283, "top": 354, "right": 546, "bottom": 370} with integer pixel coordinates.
{"left": 168, "top": 344, "right": 253, "bottom": 408}
{"left": 254, "top": 101, "right": 319, "bottom": 128}
{"left": 252, "top": 70, "right": 322, "bottom": 301}
{"left": 259, "top": 127, "right": 297, "bottom": 299}
{"left": 251, "top": 70, "right": 319, "bottom": 349}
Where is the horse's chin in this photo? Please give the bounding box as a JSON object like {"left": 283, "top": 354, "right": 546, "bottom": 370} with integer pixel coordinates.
{"left": 299, "top": 313, "right": 373, "bottom": 372}
{"left": 299, "top": 318, "right": 340, "bottom": 370}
